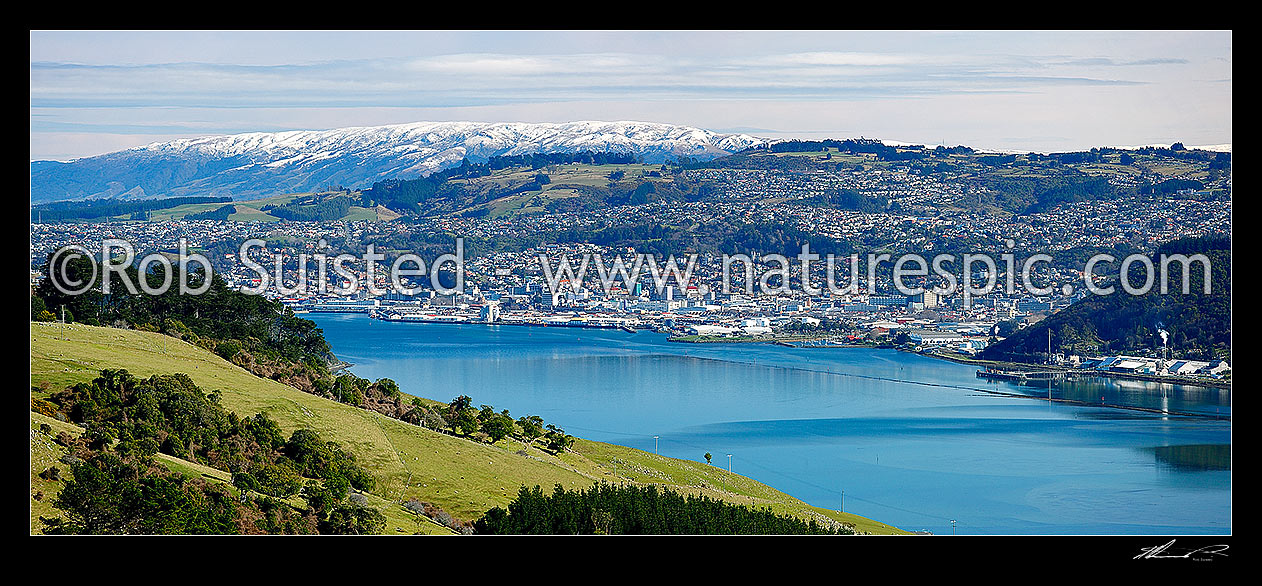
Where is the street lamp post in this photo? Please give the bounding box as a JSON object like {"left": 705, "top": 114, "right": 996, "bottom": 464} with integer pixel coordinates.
{"left": 653, "top": 435, "right": 659, "bottom": 455}
{"left": 726, "top": 454, "right": 733, "bottom": 473}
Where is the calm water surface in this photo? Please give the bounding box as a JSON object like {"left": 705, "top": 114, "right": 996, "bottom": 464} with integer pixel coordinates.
{"left": 311, "top": 314, "right": 1231, "bottom": 535}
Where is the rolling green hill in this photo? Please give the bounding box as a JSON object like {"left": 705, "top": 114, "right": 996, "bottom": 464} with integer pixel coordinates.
{"left": 30, "top": 322, "right": 905, "bottom": 535}
{"left": 33, "top": 191, "right": 394, "bottom": 224}
{"left": 151, "top": 192, "right": 389, "bottom": 223}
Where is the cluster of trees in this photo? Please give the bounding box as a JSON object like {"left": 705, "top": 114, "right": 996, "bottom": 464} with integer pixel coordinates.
{"left": 1027, "top": 150, "right": 1107, "bottom": 165}
{"left": 316, "top": 373, "right": 389, "bottom": 406}
{"left": 778, "top": 317, "right": 856, "bottom": 335}
{"left": 31, "top": 196, "right": 232, "bottom": 223}
{"left": 763, "top": 139, "right": 837, "bottom": 153}
{"left": 1208, "top": 152, "right": 1231, "bottom": 171}
{"left": 981, "top": 237, "right": 1230, "bottom": 362}
{"left": 622, "top": 181, "right": 657, "bottom": 205}
{"left": 403, "top": 498, "right": 467, "bottom": 533}
{"left": 594, "top": 176, "right": 719, "bottom": 207}
{"left": 362, "top": 175, "right": 447, "bottom": 213}
{"left": 266, "top": 195, "right": 353, "bottom": 222}
{"left": 40, "top": 449, "right": 296, "bottom": 534}
{"left": 979, "top": 174, "right": 1125, "bottom": 215}
{"left": 425, "top": 394, "right": 574, "bottom": 453}
{"left": 1134, "top": 144, "right": 1229, "bottom": 164}
{"left": 805, "top": 188, "right": 888, "bottom": 212}
{"left": 977, "top": 154, "right": 1018, "bottom": 166}
{"left": 473, "top": 483, "right": 851, "bottom": 535}
{"left": 36, "top": 369, "right": 384, "bottom": 534}
{"left": 757, "top": 138, "right": 927, "bottom": 161}
{"left": 463, "top": 151, "right": 637, "bottom": 173}
{"left": 183, "top": 204, "right": 236, "bottom": 221}
{"left": 299, "top": 370, "right": 575, "bottom": 453}
{"left": 1142, "top": 178, "right": 1205, "bottom": 195}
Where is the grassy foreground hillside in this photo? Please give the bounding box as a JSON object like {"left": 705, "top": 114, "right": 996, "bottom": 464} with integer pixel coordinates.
{"left": 30, "top": 322, "right": 905, "bottom": 535}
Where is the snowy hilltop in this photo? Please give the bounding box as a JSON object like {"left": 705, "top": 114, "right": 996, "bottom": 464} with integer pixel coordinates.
{"left": 30, "top": 121, "right": 768, "bottom": 202}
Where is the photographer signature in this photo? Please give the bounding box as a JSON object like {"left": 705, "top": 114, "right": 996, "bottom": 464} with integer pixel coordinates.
{"left": 1134, "top": 539, "right": 1228, "bottom": 560}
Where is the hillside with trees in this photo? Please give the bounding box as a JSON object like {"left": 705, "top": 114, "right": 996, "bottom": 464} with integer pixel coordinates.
{"left": 474, "top": 483, "right": 850, "bottom": 535}
{"left": 979, "top": 236, "right": 1230, "bottom": 363}
{"left": 33, "top": 252, "right": 333, "bottom": 392}
{"left": 34, "top": 369, "right": 384, "bottom": 534}
{"left": 32, "top": 323, "right": 901, "bottom": 535}
{"left": 31, "top": 196, "right": 233, "bottom": 223}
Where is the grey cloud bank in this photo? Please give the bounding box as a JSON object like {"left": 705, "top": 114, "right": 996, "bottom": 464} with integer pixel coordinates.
{"left": 29, "top": 30, "right": 1231, "bottom": 160}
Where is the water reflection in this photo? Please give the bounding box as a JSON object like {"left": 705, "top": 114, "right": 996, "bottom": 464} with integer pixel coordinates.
{"left": 1000, "top": 376, "right": 1230, "bottom": 417}
{"left": 1149, "top": 444, "right": 1231, "bottom": 471}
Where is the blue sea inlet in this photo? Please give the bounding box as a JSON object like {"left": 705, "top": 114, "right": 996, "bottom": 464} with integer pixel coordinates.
{"left": 311, "top": 314, "right": 1231, "bottom": 535}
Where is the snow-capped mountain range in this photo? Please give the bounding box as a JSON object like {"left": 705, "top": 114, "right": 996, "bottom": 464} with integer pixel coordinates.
{"left": 29, "top": 121, "right": 769, "bottom": 203}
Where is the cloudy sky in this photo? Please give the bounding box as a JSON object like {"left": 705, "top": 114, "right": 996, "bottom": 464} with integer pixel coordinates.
{"left": 30, "top": 30, "right": 1231, "bottom": 161}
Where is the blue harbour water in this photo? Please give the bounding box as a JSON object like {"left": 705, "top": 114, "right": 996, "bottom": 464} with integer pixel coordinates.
{"left": 310, "top": 314, "right": 1231, "bottom": 535}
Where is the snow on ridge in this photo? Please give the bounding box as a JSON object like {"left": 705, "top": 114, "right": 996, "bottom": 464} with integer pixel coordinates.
{"left": 119, "top": 120, "right": 766, "bottom": 164}
{"left": 31, "top": 121, "right": 769, "bottom": 201}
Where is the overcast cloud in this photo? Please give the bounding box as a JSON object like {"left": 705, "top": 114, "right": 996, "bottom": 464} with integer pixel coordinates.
{"left": 29, "top": 30, "right": 1232, "bottom": 161}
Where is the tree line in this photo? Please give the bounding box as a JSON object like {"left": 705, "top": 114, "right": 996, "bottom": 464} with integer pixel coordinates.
{"left": 265, "top": 195, "right": 354, "bottom": 221}
{"left": 753, "top": 138, "right": 939, "bottom": 162}
{"left": 417, "top": 394, "right": 574, "bottom": 452}
{"left": 184, "top": 204, "right": 236, "bottom": 221}
{"left": 473, "top": 483, "right": 851, "bottom": 535}
{"left": 32, "top": 196, "right": 233, "bottom": 223}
